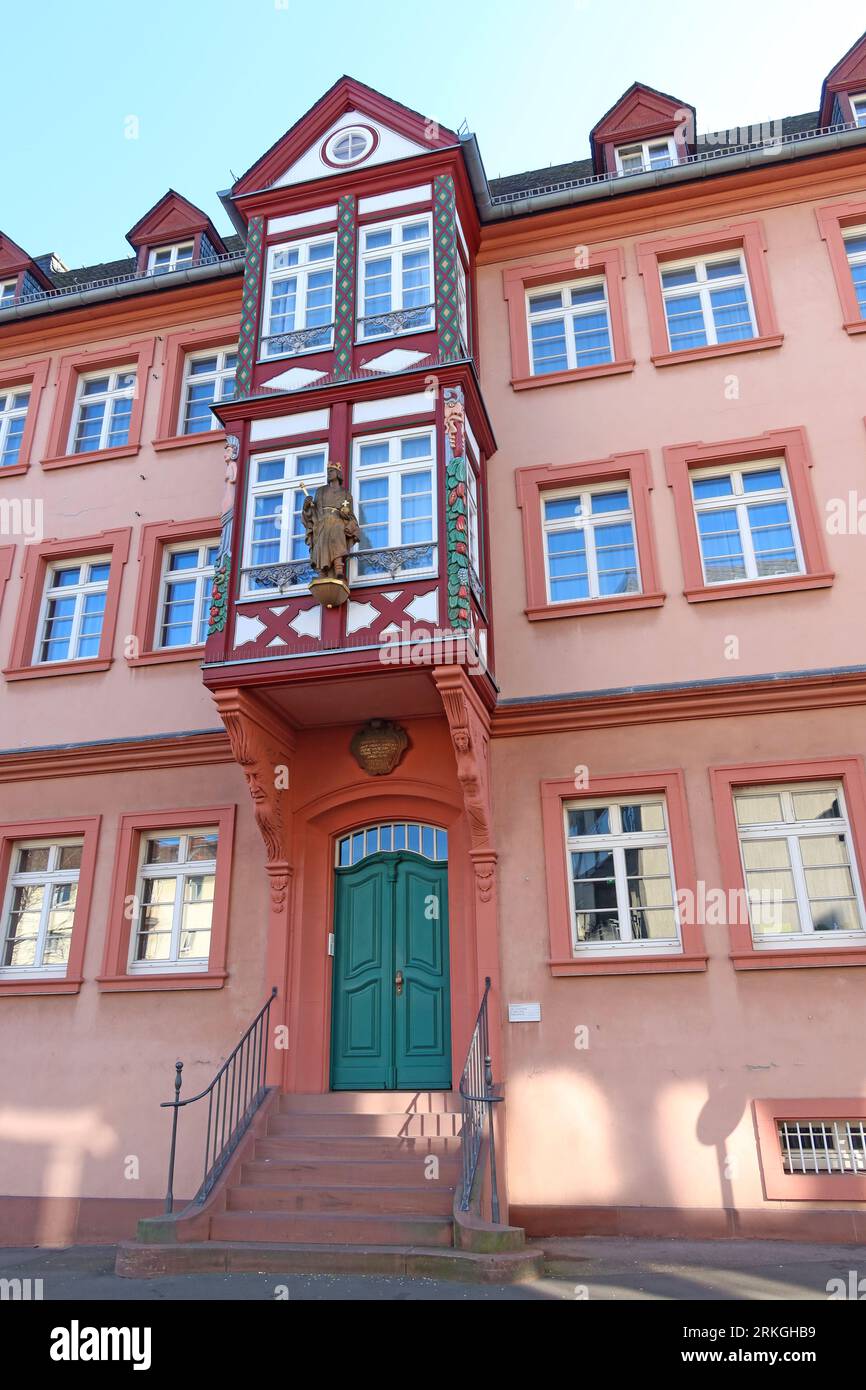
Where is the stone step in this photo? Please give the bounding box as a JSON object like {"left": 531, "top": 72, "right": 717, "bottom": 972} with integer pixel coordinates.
{"left": 241, "top": 1157, "right": 460, "bottom": 1187}
{"left": 268, "top": 1112, "right": 462, "bottom": 1138}
{"left": 209, "top": 1209, "right": 454, "bottom": 1248}
{"left": 255, "top": 1134, "right": 463, "bottom": 1163}
{"left": 278, "top": 1091, "right": 462, "bottom": 1114}
{"left": 227, "top": 1182, "right": 454, "bottom": 1216}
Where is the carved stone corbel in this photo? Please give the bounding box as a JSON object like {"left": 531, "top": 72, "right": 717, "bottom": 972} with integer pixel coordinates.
{"left": 433, "top": 665, "right": 496, "bottom": 901}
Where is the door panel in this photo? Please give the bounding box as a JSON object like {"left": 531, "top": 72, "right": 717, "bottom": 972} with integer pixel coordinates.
{"left": 331, "top": 852, "right": 451, "bottom": 1091}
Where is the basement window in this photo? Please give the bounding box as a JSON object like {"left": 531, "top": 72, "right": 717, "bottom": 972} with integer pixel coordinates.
{"left": 778, "top": 1119, "right": 866, "bottom": 1175}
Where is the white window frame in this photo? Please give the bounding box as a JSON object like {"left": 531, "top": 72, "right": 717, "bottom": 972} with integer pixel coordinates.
{"left": 563, "top": 796, "right": 682, "bottom": 957}
{"left": 525, "top": 275, "right": 613, "bottom": 376}
{"left": 261, "top": 234, "right": 337, "bottom": 359}
{"left": 691, "top": 458, "right": 804, "bottom": 586}
{"left": 324, "top": 126, "right": 374, "bottom": 165}
{"left": 660, "top": 250, "right": 757, "bottom": 350}
{"left": 34, "top": 555, "right": 111, "bottom": 665}
{"left": 128, "top": 828, "right": 218, "bottom": 974}
{"left": 357, "top": 213, "right": 434, "bottom": 342}
{"left": 0, "top": 385, "right": 30, "bottom": 467}
{"left": 542, "top": 481, "right": 641, "bottom": 604}
{"left": 178, "top": 346, "right": 238, "bottom": 435}
{"left": 147, "top": 242, "right": 195, "bottom": 275}
{"left": 843, "top": 222, "right": 866, "bottom": 316}
{"left": 615, "top": 137, "right": 678, "bottom": 175}
{"left": 156, "top": 540, "right": 220, "bottom": 649}
{"left": 851, "top": 94, "right": 866, "bottom": 128}
{"left": 68, "top": 367, "right": 136, "bottom": 454}
{"left": 735, "top": 782, "right": 866, "bottom": 950}
{"left": 0, "top": 280, "right": 17, "bottom": 307}
{"left": 0, "top": 839, "right": 83, "bottom": 978}
{"left": 241, "top": 444, "right": 329, "bottom": 597}
{"left": 351, "top": 427, "right": 437, "bottom": 584}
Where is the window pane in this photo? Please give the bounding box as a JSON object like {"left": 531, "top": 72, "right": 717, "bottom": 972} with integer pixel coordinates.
{"left": 58, "top": 843, "right": 83, "bottom": 870}
{"left": 567, "top": 806, "right": 610, "bottom": 837}
{"left": 145, "top": 836, "right": 180, "bottom": 864}
{"left": 735, "top": 793, "right": 783, "bottom": 825}
{"left": 621, "top": 803, "right": 665, "bottom": 833}
{"left": 792, "top": 789, "right": 842, "bottom": 822}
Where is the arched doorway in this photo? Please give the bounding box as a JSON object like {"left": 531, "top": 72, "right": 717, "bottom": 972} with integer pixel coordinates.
{"left": 330, "top": 821, "right": 451, "bottom": 1091}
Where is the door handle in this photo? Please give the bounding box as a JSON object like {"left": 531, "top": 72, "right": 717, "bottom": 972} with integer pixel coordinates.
{"left": 395, "top": 970, "right": 404, "bottom": 995}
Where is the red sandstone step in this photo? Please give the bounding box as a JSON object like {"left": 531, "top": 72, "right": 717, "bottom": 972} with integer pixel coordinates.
{"left": 241, "top": 1157, "right": 460, "bottom": 1187}
{"left": 209, "top": 1209, "right": 454, "bottom": 1247}
{"left": 255, "top": 1135, "right": 462, "bottom": 1163}
{"left": 226, "top": 1182, "right": 454, "bottom": 1216}
{"left": 268, "top": 1112, "right": 462, "bottom": 1138}
{"left": 278, "top": 1091, "right": 462, "bottom": 1114}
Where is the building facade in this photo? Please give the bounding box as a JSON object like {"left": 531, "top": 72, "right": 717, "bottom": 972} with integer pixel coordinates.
{"left": 3, "top": 33, "right": 866, "bottom": 1253}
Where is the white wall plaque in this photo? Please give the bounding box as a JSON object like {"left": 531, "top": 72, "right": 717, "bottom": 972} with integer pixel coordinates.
{"left": 508, "top": 1002, "right": 541, "bottom": 1023}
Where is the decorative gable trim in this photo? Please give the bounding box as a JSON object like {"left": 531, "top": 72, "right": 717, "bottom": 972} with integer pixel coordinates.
{"left": 820, "top": 29, "right": 866, "bottom": 125}
{"left": 125, "top": 190, "right": 227, "bottom": 270}
{"left": 0, "top": 232, "right": 54, "bottom": 292}
{"left": 590, "top": 82, "right": 695, "bottom": 175}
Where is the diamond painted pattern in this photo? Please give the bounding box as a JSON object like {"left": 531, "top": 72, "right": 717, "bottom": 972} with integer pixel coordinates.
{"left": 334, "top": 194, "right": 356, "bottom": 379}
{"left": 434, "top": 174, "right": 461, "bottom": 361}
{"left": 235, "top": 215, "right": 264, "bottom": 398}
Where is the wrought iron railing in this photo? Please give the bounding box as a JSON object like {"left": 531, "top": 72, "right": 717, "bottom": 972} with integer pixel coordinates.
{"left": 357, "top": 304, "right": 435, "bottom": 339}
{"left": 241, "top": 541, "right": 437, "bottom": 596}
{"left": 161, "top": 987, "right": 277, "bottom": 1214}
{"left": 458, "top": 976, "right": 503, "bottom": 1221}
{"left": 261, "top": 324, "right": 335, "bottom": 357}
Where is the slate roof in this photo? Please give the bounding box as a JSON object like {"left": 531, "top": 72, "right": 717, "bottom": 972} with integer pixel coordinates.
{"left": 32, "top": 233, "right": 245, "bottom": 296}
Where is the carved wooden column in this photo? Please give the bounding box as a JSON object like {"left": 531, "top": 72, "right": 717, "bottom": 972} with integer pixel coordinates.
{"left": 212, "top": 687, "right": 296, "bottom": 1086}
{"left": 432, "top": 664, "right": 502, "bottom": 1071}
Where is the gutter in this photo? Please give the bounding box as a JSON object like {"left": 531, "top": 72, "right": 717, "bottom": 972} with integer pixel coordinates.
{"left": 0, "top": 254, "right": 245, "bottom": 324}
{"left": 461, "top": 124, "right": 866, "bottom": 222}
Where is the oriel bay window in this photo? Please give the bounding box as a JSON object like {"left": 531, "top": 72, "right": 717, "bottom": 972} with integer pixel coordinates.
{"left": 0, "top": 840, "right": 82, "bottom": 976}
{"left": 130, "top": 829, "right": 218, "bottom": 973}
{"left": 242, "top": 446, "right": 327, "bottom": 593}
{"left": 179, "top": 348, "right": 237, "bottom": 434}
{"left": 543, "top": 483, "right": 639, "bottom": 603}
{"left": 660, "top": 252, "right": 757, "bottom": 351}
{"left": 734, "top": 783, "right": 866, "bottom": 948}
{"left": 357, "top": 214, "right": 433, "bottom": 340}
{"left": 564, "top": 797, "right": 681, "bottom": 956}
{"left": 35, "top": 557, "right": 110, "bottom": 663}
{"left": 527, "top": 277, "right": 613, "bottom": 375}
{"left": 0, "top": 386, "right": 30, "bottom": 467}
{"left": 69, "top": 368, "right": 136, "bottom": 453}
{"left": 352, "top": 429, "right": 436, "bottom": 581}
{"left": 691, "top": 460, "right": 802, "bottom": 585}
{"left": 157, "top": 541, "right": 219, "bottom": 647}
{"left": 262, "top": 235, "right": 336, "bottom": 358}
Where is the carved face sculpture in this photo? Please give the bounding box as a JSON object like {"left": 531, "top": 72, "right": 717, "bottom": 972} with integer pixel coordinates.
{"left": 453, "top": 728, "right": 471, "bottom": 754}
{"left": 244, "top": 769, "right": 266, "bottom": 803}
{"left": 224, "top": 435, "right": 240, "bottom": 466}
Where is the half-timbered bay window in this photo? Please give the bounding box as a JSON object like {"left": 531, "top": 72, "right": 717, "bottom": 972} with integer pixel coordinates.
{"left": 242, "top": 446, "right": 327, "bottom": 593}
{"left": 179, "top": 348, "right": 237, "bottom": 434}
{"left": 0, "top": 386, "right": 30, "bottom": 467}
{"left": 352, "top": 429, "right": 436, "bottom": 581}
{"left": 157, "top": 541, "right": 219, "bottom": 647}
{"left": 542, "top": 483, "right": 639, "bottom": 603}
{"left": 69, "top": 368, "right": 136, "bottom": 453}
{"left": 691, "top": 460, "right": 802, "bottom": 585}
{"left": 147, "top": 242, "right": 194, "bottom": 275}
{"left": 0, "top": 840, "right": 82, "bottom": 976}
{"left": 262, "top": 235, "right": 336, "bottom": 358}
{"left": 661, "top": 252, "right": 757, "bottom": 351}
{"left": 843, "top": 225, "right": 866, "bottom": 317}
{"left": 526, "top": 277, "right": 613, "bottom": 375}
{"left": 615, "top": 137, "right": 677, "bottom": 174}
{"left": 357, "top": 215, "right": 433, "bottom": 341}
{"left": 735, "top": 783, "right": 866, "bottom": 947}
{"left": 35, "top": 557, "right": 110, "bottom": 664}
{"left": 130, "top": 829, "right": 218, "bottom": 972}
{"left": 564, "top": 797, "right": 680, "bottom": 955}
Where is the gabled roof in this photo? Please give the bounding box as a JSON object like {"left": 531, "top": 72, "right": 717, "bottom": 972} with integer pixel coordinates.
{"left": 231, "top": 74, "right": 459, "bottom": 197}
{"left": 590, "top": 81, "right": 696, "bottom": 168}
{"left": 820, "top": 28, "right": 866, "bottom": 124}
{"left": 0, "top": 232, "right": 54, "bottom": 289}
{"left": 125, "top": 190, "right": 227, "bottom": 254}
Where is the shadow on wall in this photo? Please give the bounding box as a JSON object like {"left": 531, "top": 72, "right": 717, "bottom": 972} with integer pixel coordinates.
{"left": 0, "top": 1106, "right": 116, "bottom": 1245}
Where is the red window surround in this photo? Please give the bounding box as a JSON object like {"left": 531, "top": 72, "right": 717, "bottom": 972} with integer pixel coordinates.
{"left": 0, "top": 359, "right": 49, "bottom": 478}
{"left": 3, "top": 528, "right": 131, "bottom": 682}
{"left": 540, "top": 770, "right": 708, "bottom": 977}
{"left": 514, "top": 451, "right": 664, "bottom": 620}
{"left": 636, "top": 220, "right": 783, "bottom": 366}
{"left": 98, "top": 805, "right": 236, "bottom": 993}
{"left": 816, "top": 199, "right": 866, "bottom": 335}
{"left": 709, "top": 756, "right": 866, "bottom": 971}
{"left": 152, "top": 323, "right": 240, "bottom": 450}
{"left": 0, "top": 815, "right": 101, "bottom": 997}
{"left": 754, "top": 1099, "right": 866, "bottom": 1201}
{"left": 502, "top": 247, "right": 633, "bottom": 389}
{"left": 128, "top": 518, "right": 220, "bottom": 666}
{"left": 42, "top": 338, "right": 155, "bottom": 470}
{"left": 0, "top": 546, "right": 13, "bottom": 610}
{"left": 663, "top": 428, "right": 832, "bottom": 603}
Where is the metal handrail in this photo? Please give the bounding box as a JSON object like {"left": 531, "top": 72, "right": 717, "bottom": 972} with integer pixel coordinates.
{"left": 161, "top": 987, "right": 277, "bottom": 1214}
{"left": 458, "top": 976, "right": 503, "bottom": 1222}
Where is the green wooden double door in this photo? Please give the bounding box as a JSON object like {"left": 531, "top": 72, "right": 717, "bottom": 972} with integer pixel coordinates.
{"left": 330, "top": 852, "right": 452, "bottom": 1091}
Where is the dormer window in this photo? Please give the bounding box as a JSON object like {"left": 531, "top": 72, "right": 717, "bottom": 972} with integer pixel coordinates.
{"left": 0, "top": 280, "right": 16, "bottom": 306}
{"left": 322, "top": 125, "right": 376, "bottom": 167}
{"left": 851, "top": 94, "right": 866, "bottom": 128}
{"left": 261, "top": 235, "right": 336, "bottom": 358}
{"left": 615, "top": 138, "right": 678, "bottom": 175}
{"left": 147, "top": 242, "right": 195, "bottom": 276}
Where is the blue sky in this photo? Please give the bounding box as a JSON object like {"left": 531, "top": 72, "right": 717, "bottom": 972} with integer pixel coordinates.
{"left": 6, "top": 0, "right": 865, "bottom": 269}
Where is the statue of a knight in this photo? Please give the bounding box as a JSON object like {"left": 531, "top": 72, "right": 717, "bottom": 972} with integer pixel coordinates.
{"left": 302, "top": 461, "right": 360, "bottom": 580}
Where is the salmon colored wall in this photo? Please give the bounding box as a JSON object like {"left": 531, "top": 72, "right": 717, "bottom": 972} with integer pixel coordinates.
{"left": 492, "top": 705, "right": 866, "bottom": 1216}
{"left": 478, "top": 193, "right": 866, "bottom": 700}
